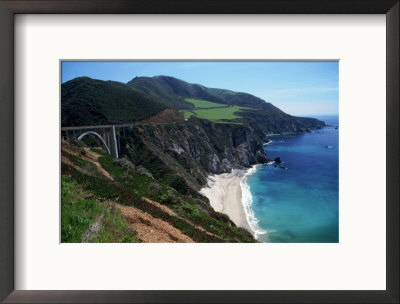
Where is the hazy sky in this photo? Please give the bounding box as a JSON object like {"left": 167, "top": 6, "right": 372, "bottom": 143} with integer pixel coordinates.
{"left": 62, "top": 61, "right": 338, "bottom": 116}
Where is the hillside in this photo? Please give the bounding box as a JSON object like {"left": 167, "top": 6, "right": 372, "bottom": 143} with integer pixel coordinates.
{"left": 62, "top": 76, "right": 324, "bottom": 136}
{"left": 127, "top": 75, "right": 285, "bottom": 113}
{"left": 61, "top": 77, "right": 167, "bottom": 127}
{"left": 61, "top": 141, "right": 255, "bottom": 243}
{"left": 127, "top": 76, "right": 325, "bottom": 136}
{"left": 136, "top": 108, "right": 184, "bottom": 125}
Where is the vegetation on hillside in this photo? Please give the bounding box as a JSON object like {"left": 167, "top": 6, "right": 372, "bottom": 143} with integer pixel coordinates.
{"left": 184, "top": 98, "right": 227, "bottom": 109}
{"left": 184, "top": 105, "right": 251, "bottom": 123}
{"left": 127, "top": 76, "right": 324, "bottom": 132}
{"left": 61, "top": 77, "right": 167, "bottom": 127}
{"left": 62, "top": 76, "right": 324, "bottom": 134}
{"left": 61, "top": 174, "right": 137, "bottom": 243}
{"left": 127, "top": 76, "right": 195, "bottom": 110}
{"left": 128, "top": 76, "right": 286, "bottom": 113}
{"left": 116, "top": 117, "right": 268, "bottom": 196}
{"left": 61, "top": 141, "right": 255, "bottom": 243}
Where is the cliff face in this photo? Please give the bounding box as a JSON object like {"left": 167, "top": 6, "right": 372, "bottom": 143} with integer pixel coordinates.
{"left": 149, "top": 117, "right": 268, "bottom": 172}
{"left": 120, "top": 117, "right": 267, "bottom": 193}
{"left": 238, "top": 110, "right": 326, "bottom": 141}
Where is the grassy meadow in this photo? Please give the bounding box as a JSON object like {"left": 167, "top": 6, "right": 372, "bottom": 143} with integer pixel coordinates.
{"left": 184, "top": 105, "right": 251, "bottom": 123}
{"left": 185, "top": 98, "right": 227, "bottom": 109}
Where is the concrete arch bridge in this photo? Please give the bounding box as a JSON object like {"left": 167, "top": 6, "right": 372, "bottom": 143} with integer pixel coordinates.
{"left": 61, "top": 124, "right": 135, "bottom": 158}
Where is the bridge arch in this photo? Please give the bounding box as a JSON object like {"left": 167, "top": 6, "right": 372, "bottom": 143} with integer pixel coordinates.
{"left": 77, "top": 131, "right": 111, "bottom": 154}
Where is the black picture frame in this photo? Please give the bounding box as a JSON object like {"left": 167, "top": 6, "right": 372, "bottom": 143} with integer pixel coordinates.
{"left": 0, "top": 1, "right": 398, "bottom": 303}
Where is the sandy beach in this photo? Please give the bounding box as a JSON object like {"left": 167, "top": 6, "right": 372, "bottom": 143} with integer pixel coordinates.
{"left": 200, "top": 170, "right": 254, "bottom": 235}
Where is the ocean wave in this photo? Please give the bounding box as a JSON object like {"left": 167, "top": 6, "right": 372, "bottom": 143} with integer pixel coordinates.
{"left": 240, "top": 165, "right": 268, "bottom": 240}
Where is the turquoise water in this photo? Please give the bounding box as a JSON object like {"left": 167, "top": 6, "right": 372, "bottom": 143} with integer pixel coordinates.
{"left": 245, "top": 116, "right": 339, "bottom": 243}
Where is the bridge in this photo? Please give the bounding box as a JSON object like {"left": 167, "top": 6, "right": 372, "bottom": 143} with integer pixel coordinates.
{"left": 61, "top": 124, "right": 135, "bottom": 159}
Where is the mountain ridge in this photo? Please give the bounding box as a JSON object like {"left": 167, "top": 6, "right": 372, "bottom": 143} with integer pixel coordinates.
{"left": 63, "top": 75, "right": 324, "bottom": 133}
{"left": 127, "top": 75, "right": 286, "bottom": 113}
{"left": 61, "top": 77, "right": 168, "bottom": 127}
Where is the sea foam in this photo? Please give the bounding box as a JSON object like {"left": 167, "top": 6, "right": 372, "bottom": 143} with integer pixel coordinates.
{"left": 240, "top": 165, "right": 268, "bottom": 240}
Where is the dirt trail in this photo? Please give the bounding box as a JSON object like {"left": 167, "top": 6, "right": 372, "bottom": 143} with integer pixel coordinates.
{"left": 82, "top": 213, "right": 104, "bottom": 242}
{"left": 82, "top": 147, "right": 114, "bottom": 181}
{"left": 61, "top": 142, "right": 114, "bottom": 181}
{"left": 142, "top": 197, "right": 220, "bottom": 239}
{"left": 61, "top": 155, "right": 75, "bottom": 167}
{"left": 116, "top": 204, "right": 194, "bottom": 243}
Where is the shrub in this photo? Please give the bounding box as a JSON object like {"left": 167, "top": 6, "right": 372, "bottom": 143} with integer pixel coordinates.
{"left": 148, "top": 182, "right": 161, "bottom": 193}
{"left": 114, "top": 157, "right": 135, "bottom": 171}
{"left": 170, "top": 176, "right": 189, "bottom": 194}
{"left": 136, "top": 165, "right": 154, "bottom": 179}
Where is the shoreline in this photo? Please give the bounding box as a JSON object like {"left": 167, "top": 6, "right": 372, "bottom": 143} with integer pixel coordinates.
{"left": 199, "top": 168, "right": 256, "bottom": 236}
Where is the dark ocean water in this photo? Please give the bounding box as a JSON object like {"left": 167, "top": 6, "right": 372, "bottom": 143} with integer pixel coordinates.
{"left": 244, "top": 115, "right": 339, "bottom": 243}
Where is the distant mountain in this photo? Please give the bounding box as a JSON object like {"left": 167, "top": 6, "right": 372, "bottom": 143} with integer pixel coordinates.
{"left": 127, "top": 76, "right": 194, "bottom": 110}
{"left": 62, "top": 75, "right": 324, "bottom": 137}
{"left": 127, "top": 75, "right": 285, "bottom": 113}
{"left": 61, "top": 77, "right": 167, "bottom": 127}
{"left": 127, "top": 75, "right": 324, "bottom": 138}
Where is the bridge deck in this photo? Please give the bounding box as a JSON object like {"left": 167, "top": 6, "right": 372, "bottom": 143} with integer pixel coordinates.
{"left": 61, "top": 124, "right": 135, "bottom": 131}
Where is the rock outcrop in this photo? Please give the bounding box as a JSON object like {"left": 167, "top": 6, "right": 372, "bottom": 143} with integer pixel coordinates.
{"left": 119, "top": 116, "right": 268, "bottom": 192}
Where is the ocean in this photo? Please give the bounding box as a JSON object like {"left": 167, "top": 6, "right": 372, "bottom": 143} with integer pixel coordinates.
{"left": 243, "top": 115, "right": 339, "bottom": 243}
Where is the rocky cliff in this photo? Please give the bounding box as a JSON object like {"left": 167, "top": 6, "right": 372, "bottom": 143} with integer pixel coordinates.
{"left": 119, "top": 116, "right": 268, "bottom": 194}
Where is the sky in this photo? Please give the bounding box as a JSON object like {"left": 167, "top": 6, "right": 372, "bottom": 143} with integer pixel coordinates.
{"left": 62, "top": 61, "right": 338, "bottom": 116}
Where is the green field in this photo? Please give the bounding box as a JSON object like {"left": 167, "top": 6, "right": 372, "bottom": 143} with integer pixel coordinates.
{"left": 185, "top": 98, "right": 227, "bottom": 109}
{"left": 184, "top": 105, "right": 251, "bottom": 123}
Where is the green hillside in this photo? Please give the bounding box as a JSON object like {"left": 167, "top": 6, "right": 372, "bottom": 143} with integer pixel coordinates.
{"left": 61, "top": 77, "right": 167, "bottom": 127}
{"left": 128, "top": 75, "right": 285, "bottom": 113}
{"left": 61, "top": 174, "right": 137, "bottom": 243}
{"left": 184, "top": 106, "right": 251, "bottom": 123}
{"left": 62, "top": 75, "right": 325, "bottom": 137}
{"left": 61, "top": 141, "right": 255, "bottom": 243}
{"left": 185, "top": 98, "right": 228, "bottom": 109}
{"left": 127, "top": 76, "right": 194, "bottom": 110}
{"left": 126, "top": 76, "right": 324, "bottom": 134}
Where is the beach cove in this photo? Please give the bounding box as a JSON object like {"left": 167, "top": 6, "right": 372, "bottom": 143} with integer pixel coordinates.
{"left": 200, "top": 170, "right": 254, "bottom": 235}
{"left": 200, "top": 115, "right": 339, "bottom": 243}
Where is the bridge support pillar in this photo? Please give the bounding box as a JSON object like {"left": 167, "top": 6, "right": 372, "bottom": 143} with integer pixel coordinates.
{"left": 109, "top": 125, "right": 119, "bottom": 159}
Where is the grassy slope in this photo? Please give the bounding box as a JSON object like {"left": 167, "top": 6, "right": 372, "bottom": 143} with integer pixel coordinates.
{"left": 184, "top": 105, "right": 251, "bottom": 123}
{"left": 61, "top": 142, "right": 255, "bottom": 243}
{"left": 128, "top": 76, "right": 285, "bottom": 113}
{"left": 61, "top": 174, "right": 137, "bottom": 243}
{"left": 185, "top": 98, "right": 228, "bottom": 108}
